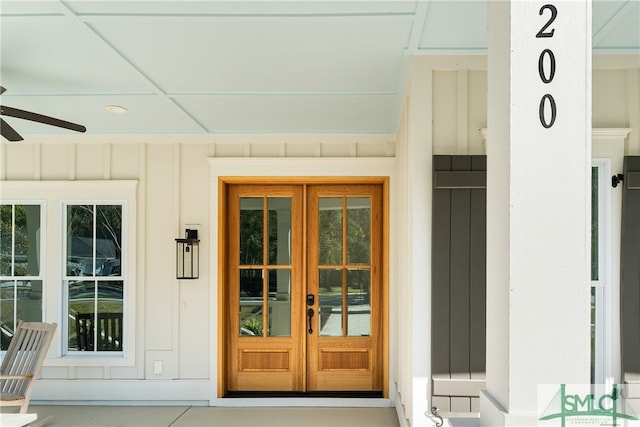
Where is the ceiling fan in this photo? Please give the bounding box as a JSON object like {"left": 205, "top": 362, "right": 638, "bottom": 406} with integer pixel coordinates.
{"left": 0, "top": 86, "right": 86, "bottom": 141}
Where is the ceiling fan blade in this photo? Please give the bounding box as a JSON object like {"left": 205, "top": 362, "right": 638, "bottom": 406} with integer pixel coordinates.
{"left": 0, "top": 105, "right": 86, "bottom": 133}
{"left": 1, "top": 118, "right": 24, "bottom": 141}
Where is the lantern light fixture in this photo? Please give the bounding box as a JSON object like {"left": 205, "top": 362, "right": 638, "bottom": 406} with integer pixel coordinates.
{"left": 176, "top": 228, "right": 199, "bottom": 279}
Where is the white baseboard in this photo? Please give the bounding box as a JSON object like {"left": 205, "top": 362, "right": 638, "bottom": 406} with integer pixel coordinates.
{"left": 625, "top": 381, "right": 640, "bottom": 399}
{"left": 32, "top": 380, "right": 395, "bottom": 408}
{"left": 478, "top": 390, "right": 538, "bottom": 427}
{"left": 31, "top": 379, "right": 211, "bottom": 404}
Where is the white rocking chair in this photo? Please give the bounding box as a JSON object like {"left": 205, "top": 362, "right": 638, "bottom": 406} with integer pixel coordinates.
{"left": 0, "top": 322, "right": 57, "bottom": 414}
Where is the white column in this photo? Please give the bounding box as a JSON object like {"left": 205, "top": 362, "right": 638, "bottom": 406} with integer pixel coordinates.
{"left": 481, "top": 1, "right": 592, "bottom": 425}
{"left": 407, "top": 58, "right": 433, "bottom": 427}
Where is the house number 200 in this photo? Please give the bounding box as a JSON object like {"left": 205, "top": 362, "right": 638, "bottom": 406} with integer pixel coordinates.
{"left": 536, "top": 4, "right": 557, "bottom": 128}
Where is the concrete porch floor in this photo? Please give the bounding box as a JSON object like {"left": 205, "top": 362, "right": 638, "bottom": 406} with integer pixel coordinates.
{"left": 24, "top": 405, "right": 402, "bottom": 427}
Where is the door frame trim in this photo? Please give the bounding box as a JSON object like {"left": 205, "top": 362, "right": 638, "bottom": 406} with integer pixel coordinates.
{"left": 208, "top": 157, "right": 394, "bottom": 404}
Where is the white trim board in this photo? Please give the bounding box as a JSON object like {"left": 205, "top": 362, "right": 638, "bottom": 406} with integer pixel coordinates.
{"left": 207, "top": 157, "right": 397, "bottom": 406}
{"left": 31, "top": 379, "right": 210, "bottom": 403}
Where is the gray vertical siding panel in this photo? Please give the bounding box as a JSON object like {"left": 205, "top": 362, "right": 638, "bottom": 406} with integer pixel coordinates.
{"left": 432, "top": 155, "right": 487, "bottom": 401}
{"left": 471, "top": 156, "right": 487, "bottom": 174}
{"left": 469, "top": 186, "right": 486, "bottom": 375}
{"left": 622, "top": 156, "right": 640, "bottom": 376}
{"left": 449, "top": 155, "right": 472, "bottom": 376}
{"left": 433, "top": 156, "right": 452, "bottom": 375}
{"left": 470, "top": 156, "right": 486, "bottom": 376}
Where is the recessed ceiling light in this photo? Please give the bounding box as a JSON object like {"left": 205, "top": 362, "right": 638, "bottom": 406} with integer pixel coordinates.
{"left": 105, "top": 105, "right": 128, "bottom": 114}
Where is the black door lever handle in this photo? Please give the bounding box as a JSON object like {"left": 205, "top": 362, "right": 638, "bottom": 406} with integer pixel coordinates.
{"left": 307, "top": 308, "right": 314, "bottom": 334}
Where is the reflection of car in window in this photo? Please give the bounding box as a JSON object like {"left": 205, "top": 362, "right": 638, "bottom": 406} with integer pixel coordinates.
{"left": 97, "top": 259, "right": 120, "bottom": 276}
{"left": 65, "top": 258, "right": 121, "bottom": 276}
{"left": 65, "top": 258, "right": 94, "bottom": 276}
{"left": 66, "top": 261, "right": 82, "bottom": 276}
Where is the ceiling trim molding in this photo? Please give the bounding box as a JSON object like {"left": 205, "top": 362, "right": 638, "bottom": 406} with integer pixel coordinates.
{"left": 479, "top": 128, "right": 632, "bottom": 141}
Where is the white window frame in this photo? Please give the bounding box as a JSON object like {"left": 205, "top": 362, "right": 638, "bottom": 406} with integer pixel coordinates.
{"left": 62, "top": 201, "right": 127, "bottom": 356}
{"left": 0, "top": 181, "right": 137, "bottom": 367}
{"left": 0, "top": 202, "right": 46, "bottom": 333}
{"left": 591, "top": 158, "right": 613, "bottom": 387}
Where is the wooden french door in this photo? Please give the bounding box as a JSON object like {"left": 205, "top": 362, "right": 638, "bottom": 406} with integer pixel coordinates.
{"left": 224, "top": 182, "right": 384, "bottom": 394}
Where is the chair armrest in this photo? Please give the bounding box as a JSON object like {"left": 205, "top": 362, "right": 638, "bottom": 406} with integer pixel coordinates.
{"left": 0, "top": 375, "right": 33, "bottom": 380}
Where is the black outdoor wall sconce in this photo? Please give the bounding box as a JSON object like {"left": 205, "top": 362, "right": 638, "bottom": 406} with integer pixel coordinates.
{"left": 176, "top": 229, "right": 199, "bottom": 279}
{"left": 612, "top": 173, "right": 624, "bottom": 188}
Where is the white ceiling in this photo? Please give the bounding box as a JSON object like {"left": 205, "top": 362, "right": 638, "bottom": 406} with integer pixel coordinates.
{"left": 1, "top": 0, "right": 639, "bottom": 139}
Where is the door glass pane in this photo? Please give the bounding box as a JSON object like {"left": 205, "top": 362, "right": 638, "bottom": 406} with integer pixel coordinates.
{"left": 319, "top": 198, "right": 342, "bottom": 265}
{"left": 96, "top": 205, "right": 122, "bottom": 277}
{"left": 347, "top": 269, "right": 370, "bottom": 336}
{"left": 67, "top": 205, "right": 95, "bottom": 276}
{"left": 347, "top": 197, "right": 371, "bottom": 265}
{"left": 268, "top": 198, "right": 291, "bottom": 265}
{"left": 240, "top": 198, "right": 263, "bottom": 265}
{"left": 268, "top": 269, "right": 291, "bottom": 336}
{"left": 319, "top": 268, "right": 342, "bottom": 336}
{"left": 239, "top": 269, "right": 263, "bottom": 336}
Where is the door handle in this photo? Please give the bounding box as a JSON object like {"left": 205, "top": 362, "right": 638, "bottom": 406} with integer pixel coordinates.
{"left": 307, "top": 308, "right": 314, "bottom": 334}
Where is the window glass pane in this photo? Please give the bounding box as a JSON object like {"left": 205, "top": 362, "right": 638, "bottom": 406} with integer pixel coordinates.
{"left": 319, "top": 198, "right": 342, "bottom": 265}
{"left": 347, "top": 197, "right": 371, "bottom": 265}
{"left": 97, "top": 281, "right": 123, "bottom": 351}
{"left": 1, "top": 205, "right": 13, "bottom": 276}
{"left": 319, "top": 268, "right": 342, "bottom": 336}
{"left": 347, "top": 269, "right": 370, "bottom": 336}
{"left": 68, "top": 280, "right": 95, "bottom": 351}
{"left": 67, "top": 205, "right": 95, "bottom": 276}
{"left": 239, "top": 269, "right": 263, "bottom": 336}
{"left": 16, "top": 280, "right": 42, "bottom": 324}
{"left": 96, "top": 205, "right": 122, "bottom": 277}
{"left": 591, "top": 287, "right": 596, "bottom": 384}
{"left": 0, "top": 280, "right": 15, "bottom": 350}
{"left": 268, "top": 269, "right": 291, "bottom": 337}
{"left": 591, "top": 167, "right": 599, "bottom": 281}
{"left": 0, "top": 205, "right": 13, "bottom": 276}
{"left": 240, "top": 198, "right": 263, "bottom": 265}
{"left": 14, "top": 205, "right": 41, "bottom": 276}
{"left": 268, "top": 198, "right": 291, "bottom": 265}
